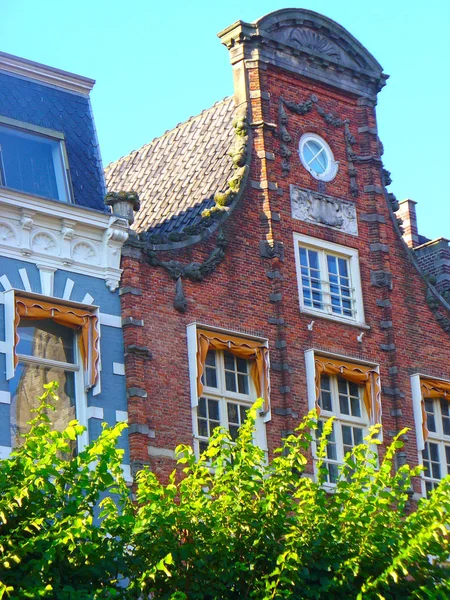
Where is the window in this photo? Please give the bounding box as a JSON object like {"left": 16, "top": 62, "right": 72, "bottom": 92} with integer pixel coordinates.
{"left": 187, "top": 326, "right": 270, "bottom": 456}
{"left": 305, "top": 352, "right": 381, "bottom": 485}
{"left": 294, "top": 234, "right": 365, "bottom": 325}
{"left": 298, "top": 133, "right": 338, "bottom": 182}
{"left": 317, "top": 374, "right": 368, "bottom": 484}
{"left": 411, "top": 376, "right": 450, "bottom": 496}
{"left": 0, "top": 121, "right": 70, "bottom": 202}
{"left": 421, "top": 398, "right": 450, "bottom": 495}
{"left": 9, "top": 295, "right": 100, "bottom": 451}
{"left": 197, "top": 350, "right": 253, "bottom": 453}
{"left": 10, "top": 318, "right": 82, "bottom": 453}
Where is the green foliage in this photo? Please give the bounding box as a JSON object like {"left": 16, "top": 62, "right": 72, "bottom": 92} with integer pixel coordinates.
{"left": 0, "top": 388, "right": 449, "bottom": 599}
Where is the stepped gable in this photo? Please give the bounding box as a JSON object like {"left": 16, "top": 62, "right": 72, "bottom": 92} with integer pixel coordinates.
{"left": 105, "top": 96, "right": 237, "bottom": 239}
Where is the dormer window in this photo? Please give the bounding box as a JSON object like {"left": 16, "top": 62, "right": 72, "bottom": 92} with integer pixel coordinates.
{"left": 299, "top": 133, "right": 338, "bottom": 182}
{"left": 0, "top": 121, "right": 71, "bottom": 202}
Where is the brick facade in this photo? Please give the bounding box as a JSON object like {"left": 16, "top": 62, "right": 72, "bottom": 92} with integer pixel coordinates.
{"left": 113, "top": 9, "right": 450, "bottom": 497}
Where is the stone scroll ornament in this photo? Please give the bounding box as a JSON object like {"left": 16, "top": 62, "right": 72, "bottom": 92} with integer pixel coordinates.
{"left": 145, "top": 229, "right": 228, "bottom": 313}
{"left": 278, "top": 94, "right": 358, "bottom": 197}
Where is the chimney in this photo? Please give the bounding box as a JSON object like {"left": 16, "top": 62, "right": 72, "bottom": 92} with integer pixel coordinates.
{"left": 397, "top": 199, "right": 419, "bottom": 248}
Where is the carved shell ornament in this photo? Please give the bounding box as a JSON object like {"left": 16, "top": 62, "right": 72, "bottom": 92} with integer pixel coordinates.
{"left": 289, "top": 28, "right": 341, "bottom": 60}
{"left": 72, "top": 241, "right": 96, "bottom": 262}
{"left": 32, "top": 232, "right": 56, "bottom": 253}
{"left": 0, "top": 223, "right": 15, "bottom": 243}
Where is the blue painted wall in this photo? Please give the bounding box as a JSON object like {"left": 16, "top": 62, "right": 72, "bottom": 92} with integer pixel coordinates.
{"left": 0, "top": 259, "right": 129, "bottom": 464}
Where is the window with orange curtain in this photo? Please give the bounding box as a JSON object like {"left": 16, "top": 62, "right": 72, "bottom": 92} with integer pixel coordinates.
{"left": 419, "top": 379, "right": 450, "bottom": 495}
{"left": 10, "top": 295, "right": 98, "bottom": 452}
{"left": 313, "top": 356, "right": 380, "bottom": 485}
{"left": 191, "top": 327, "right": 269, "bottom": 456}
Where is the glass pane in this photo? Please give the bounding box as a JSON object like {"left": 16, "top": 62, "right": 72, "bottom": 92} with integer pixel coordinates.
{"left": 320, "top": 391, "right": 332, "bottom": 412}
{"left": 198, "top": 418, "right": 208, "bottom": 438}
{"left": 337, "top": 378, "right": 347, "bottom": 394}
{"left": 225, "top": 371, "right": 236, "bottom": 393}
{"left": 199, "top": 441, "right": 208, "bottom": 454}
{"left": 205, "top": 367, "right": 217, "bottom": 388}
{"left": 328, "top": 463, "right": 339, "bottom": 484}
{"left": 227, "top": 403, "right": 238, "bottom": 424}
{"left": 339, "top": 395, "right": 350, "bottom": 415}
{"left": 0, "top": 126, "right": 62, "bottom": 200}
{"left": 353, "top": 428, "right": 364, "bottom": 445}
{"left": 237, "top": 374, "right": 249, "bottom": 395}
{"left": 229, "top": 424, "right": 239, "bottom": 441}
{"left": 17, "top": 319, "right": 75, "bottom": 363}
{"left": 236, "top": 358, "right": 247, "bottom": 374}
{"left": 240, "top": 406, "right": 247, "bottom": 424}
{"left": 350, "top": 396, "right": 362, "bottom": 418}
{"left": 205, "top": 351, "right": 216, "bottom": 367}
{"left": 342, "top": 425, "right": 352, "bottom": 446}
{"left": 10, "top": 363, "right": 76, "bottom": 451}
{"left": 321, "top": 375, "right": 331, "bottom": 391}
{"left": 198, "top": 397, "right": 207, "bottom": 417}
{"left": 429, "top": 442, "right": 439, "bottom": 462}
{"left": 224, "top": 352, "right": 235, "bottom": 371}
{"left": 208, "top": 399, "right": 219, "bottom": 421}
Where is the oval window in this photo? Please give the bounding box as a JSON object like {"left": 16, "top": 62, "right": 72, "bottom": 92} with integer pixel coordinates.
{"left": 299, "top": 133, "right": 338, "bottom": 182}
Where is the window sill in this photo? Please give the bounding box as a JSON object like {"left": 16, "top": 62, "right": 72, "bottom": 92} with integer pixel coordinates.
{"left": 301, "top": 307, "right": 370, "bottom": 330}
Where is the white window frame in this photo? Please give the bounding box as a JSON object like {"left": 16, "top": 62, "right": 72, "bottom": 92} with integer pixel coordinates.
{"left": 186, "top": 323, "right": 269, "bottom": 457}
{"left": 293, "top": 233, "right": 365, "bottom": 326}
{"left": 411, "top": 374, "right": 450, "bottom": 496}
{"left": 298, "top": 133, "right": 339, "bottom": 182}
{"left": 0, "top": 116, "right": 71, "bottom": 203}
{"left": 11, "top": 315, "right": 89, "bottom": 451}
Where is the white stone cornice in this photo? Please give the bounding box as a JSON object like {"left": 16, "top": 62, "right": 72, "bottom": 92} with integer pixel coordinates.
{"left": 0, "top": 188, "right": 128, "bottom": 291}
{"left": 0, "top": 51, "right": 95, "bottom": 96}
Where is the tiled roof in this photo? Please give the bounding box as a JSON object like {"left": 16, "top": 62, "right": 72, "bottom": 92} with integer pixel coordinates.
{"left": 0, "top": 71, "right": 106, "bottom": 211}
{"left": 104, "top": 97, "right": 237, "bottom": 237}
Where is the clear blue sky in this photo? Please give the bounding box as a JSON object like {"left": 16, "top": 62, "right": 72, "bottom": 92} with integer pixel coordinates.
{"left": 2, "top": 0, "right": 449, "bottom": 239}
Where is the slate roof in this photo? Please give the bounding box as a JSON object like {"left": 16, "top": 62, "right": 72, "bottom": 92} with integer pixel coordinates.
{"left": 0, "top": 71, "right": 106, "bottom": 211}
{"left": 104, "top": 97, "right": 237, "bottom": 237}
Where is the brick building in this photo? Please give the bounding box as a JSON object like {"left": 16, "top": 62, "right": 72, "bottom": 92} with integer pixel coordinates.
{"left": 106, "top": 8, "right": 450, "bottom": 497}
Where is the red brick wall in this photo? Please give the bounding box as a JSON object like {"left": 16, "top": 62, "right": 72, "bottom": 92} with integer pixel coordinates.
{"left": 120, "top": 59, "right": 450, "bottom": 495}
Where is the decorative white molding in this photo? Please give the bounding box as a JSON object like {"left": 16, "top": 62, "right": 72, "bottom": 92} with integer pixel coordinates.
{"left": 0, "top": 188, "right": 129, "bottom": 291}
{"left": 121, "top": 463, "right": 132, "bottom": 484}
{"left": 411, "top": 374, "right": 424, "bottom": 452}
{"left": 290, "top": 185, "right": 358, "bottom": 236}
{"left": 38, "top": 265, "right": 56, "bottom": 296}
{"left": 99, "top": 313, "right": 122, "bottom": 328}
{"left": 113, "top": 362, "right": 125, "bottom": 375}
{"left": 63, "top": 278, "right": 75, "bottom": 300}
{"left": 82, "top": 293, "right": 95, "bottom": 305}
{"left": 0, "top": 391, "right": 11, "bottom": 404}
{"left": 87, "top": 406, "right": 104, "bottom": 420}
{"left": 0, "top": 275, "right": 12, "bottom": 291}
{"left": 18, "top": 268, "right": 32, "bottom": 292}
{"left": 3, "top": 289, "right": 14, "bottom": 380}
{"left": 116, "top": 410, "right": 128, "bottom": 422}
{"left": 0, "top": 446, "right": 11, "bottom": 459}
{"left": 0, "top": 50, "right": 95, "bottom": 96}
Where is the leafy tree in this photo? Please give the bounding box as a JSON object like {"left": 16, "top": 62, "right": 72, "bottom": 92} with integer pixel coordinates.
{"left": 0, "top": 385, "right": 449, "bottom": 599}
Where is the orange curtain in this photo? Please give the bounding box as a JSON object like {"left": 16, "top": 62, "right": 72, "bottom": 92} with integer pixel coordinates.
{"left": 197, "top": 329, "right": 270, "bottom": 413}
{"left": 14, "top": 296, "right": 99, "bottom": 387}
{"left": 315, "top": 357, "right": 382, "bottom": 424}
{"left": 420, "top": 378, "right": 450, "bottom": 442}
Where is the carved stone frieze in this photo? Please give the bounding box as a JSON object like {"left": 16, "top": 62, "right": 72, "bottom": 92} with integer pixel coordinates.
{"left": 290, "top": 185, "right": 358, "bottom": 235}
{"left": 0, "top": 187, "right": 129, "bottom": 291}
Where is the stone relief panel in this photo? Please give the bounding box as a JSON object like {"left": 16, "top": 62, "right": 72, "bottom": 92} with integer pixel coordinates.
{"left": 290, "top": 185, "right": 358, "bottom": 236}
